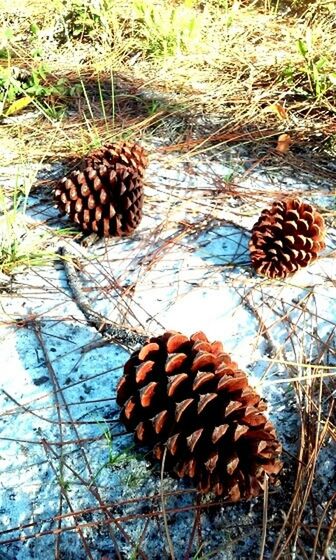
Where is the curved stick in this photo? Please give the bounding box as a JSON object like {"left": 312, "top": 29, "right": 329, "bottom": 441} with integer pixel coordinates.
{"left": 59, "top": 245, "right": 147, "bottom": 349}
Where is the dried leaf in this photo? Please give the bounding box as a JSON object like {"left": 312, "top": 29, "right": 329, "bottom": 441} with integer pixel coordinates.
{"left": 268, "top": 102, "right": 288, "bottom": 121}
{"left": 5, "top": 95, "right": 33, "bottom": 116}
{"left": 275, "top": 133, "right": 292, "bottom": 154}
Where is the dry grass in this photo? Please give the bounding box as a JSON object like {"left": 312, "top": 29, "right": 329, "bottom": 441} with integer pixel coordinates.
{"left": 0, "top": 0, "right": 335, "bottom": 167}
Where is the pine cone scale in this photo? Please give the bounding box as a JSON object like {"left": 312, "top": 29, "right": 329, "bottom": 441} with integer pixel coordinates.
{"left": 212, "top": 424, "right": 229, "bottom": 444}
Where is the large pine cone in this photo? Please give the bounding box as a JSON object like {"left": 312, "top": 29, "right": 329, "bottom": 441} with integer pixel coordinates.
{"left": 55, "top": 142, "right": 147, "bottom": 237}
{"left": 117, "top": 331, "right": 282, "bottom": 501}
{"left": 249, "top": 197, "right": 326, "bottom": 279}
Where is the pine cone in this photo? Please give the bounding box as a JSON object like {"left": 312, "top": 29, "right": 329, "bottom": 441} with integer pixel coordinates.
{"left": 85, "top": 141, "right": 148, "bottom": 179}
{"left": 117, "top": 331, "right": 282, "bottom": 501}
{"left": 55, "top": 162, "right": 144, "bottom": 237}
{"left": 55, "top": 141, "right": 147, "bottom": 237}
{"left": 249, "top": 197, "right": 326, "bottom": 279}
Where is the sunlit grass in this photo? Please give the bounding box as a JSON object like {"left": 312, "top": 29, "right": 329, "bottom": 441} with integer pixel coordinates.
{"left": 0, "top": 182, "right": 58, "bottom": 275}
{"left": 0, "top": 0, "right": 334, "bottom": 167}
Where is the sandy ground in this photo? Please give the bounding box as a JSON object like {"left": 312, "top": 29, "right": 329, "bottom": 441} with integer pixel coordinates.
{"left": 0, "top": 146, "right": 335, "bottom": 559}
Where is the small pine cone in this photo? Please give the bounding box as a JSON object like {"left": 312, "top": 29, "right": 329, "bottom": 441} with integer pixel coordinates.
{"left": 55, "top": 163, "right": 143, "bottom": 237}
{"left": 249, "top": 197, "right": 326, "bottom": 279}
{"left": 85, "top": 141, "right": 148, "bottom": 179}
{"left": 117, "top": 331, "right": 282, "bottom": 501}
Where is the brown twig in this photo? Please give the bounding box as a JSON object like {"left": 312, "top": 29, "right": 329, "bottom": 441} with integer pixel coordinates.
{"left": 60, "top": 245, "right": 147, "bottom": 348}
